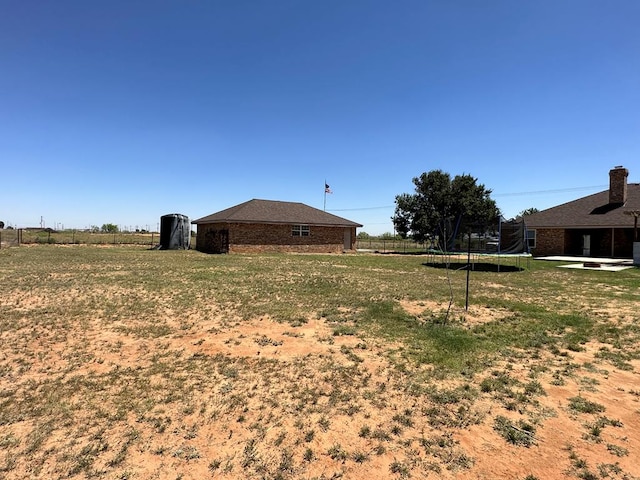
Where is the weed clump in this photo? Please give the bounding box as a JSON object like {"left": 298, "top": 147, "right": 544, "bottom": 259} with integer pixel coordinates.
{"left": 568, "top": 396, "right": 605, "bottom": 414}
{"left": 493, "top": 416, "right": 536, "bottom": 447}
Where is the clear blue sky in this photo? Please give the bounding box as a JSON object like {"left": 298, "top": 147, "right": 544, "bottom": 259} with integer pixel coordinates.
{"left": 2, "top": 1, "right": 639, "bottom": 234}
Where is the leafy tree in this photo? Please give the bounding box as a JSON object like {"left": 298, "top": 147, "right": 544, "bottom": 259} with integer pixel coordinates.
{"left": 519, "top": 207, "right": 539, "bottom": 217}
{"left": 0, "top": 221, "right": 4, "bottom": 229}
{"left": 357, "top": 231, "right": 370, "bottom": 239}
{"left": 392, "top": 170, "right": 499, "bottom": 249}
{"left": 101, "top": 223, "right": 119, "bottom": 234}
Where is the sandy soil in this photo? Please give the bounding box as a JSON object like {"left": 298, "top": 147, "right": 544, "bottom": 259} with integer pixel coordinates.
{"left": 1, "top": 279, "right": 639, "bottom": 479}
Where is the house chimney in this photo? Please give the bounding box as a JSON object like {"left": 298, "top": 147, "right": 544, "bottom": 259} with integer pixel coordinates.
{"left": 609, "top": 166, "right": 628, "bottom": 204}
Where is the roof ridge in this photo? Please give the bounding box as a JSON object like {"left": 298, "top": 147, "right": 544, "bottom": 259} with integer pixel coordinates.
{"left": 192, "top": 199, "right": 362, "bottom": 227}
{"left": 250, "top": 198, "right": 305, "bottom": 205}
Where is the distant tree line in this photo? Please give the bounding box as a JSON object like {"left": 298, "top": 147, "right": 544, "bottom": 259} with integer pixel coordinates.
{"left": 357, "top": 231, "right": 401, "bottom": 240}
{"left": 0, "top": 222, "right": 156, "bottom": 233}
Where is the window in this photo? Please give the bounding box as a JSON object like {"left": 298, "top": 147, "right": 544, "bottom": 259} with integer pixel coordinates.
{"left": 526, "top": 229, "right": 536, "bottom": 249}
{"left": 292, "top": 225, "right": 310, "bottom": 237}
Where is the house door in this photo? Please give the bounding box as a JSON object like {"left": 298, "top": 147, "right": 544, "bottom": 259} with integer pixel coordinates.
{"left": 343, "top": 229, "right": 351, "bottom": 251}
{"left": 582, "top": 234, "right": 591, "bottom": 256}
{"left": 205, "top": 229, "right": 229, "bottom": 254}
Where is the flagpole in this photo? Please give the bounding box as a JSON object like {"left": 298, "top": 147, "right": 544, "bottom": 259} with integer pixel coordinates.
{"left": 324, "top": 181, "right": 332, "bottom": 211}
{"left": 324, "top": 179, "right": 327, "bottom": 211}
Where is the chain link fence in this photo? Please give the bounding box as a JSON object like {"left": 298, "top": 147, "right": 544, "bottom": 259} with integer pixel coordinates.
{"left": 3, "top": 229, "right": 421, "bottom": 253}
{"left": 0, "top": 229, "right": 21, "bottom": 248}
{"left": 0, "top": 229, "right": 166, "bottom": 248}
{"left": 354, "top": 237, "right": 430, "bottom": 253}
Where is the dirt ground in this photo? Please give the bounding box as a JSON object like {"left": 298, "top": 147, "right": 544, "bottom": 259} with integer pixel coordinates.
{"left": 1, "top": 269, "right": 640, "bottom": 479}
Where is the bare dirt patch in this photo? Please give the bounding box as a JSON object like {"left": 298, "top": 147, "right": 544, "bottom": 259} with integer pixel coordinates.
{"left": 400, "top": 299, "right": 512, "bottom": 327}
{"left": 1, "top": 247, "right": 639, "bottom": 480}
{"left": 4, "top": 304, "right": 639, "bottom": 480}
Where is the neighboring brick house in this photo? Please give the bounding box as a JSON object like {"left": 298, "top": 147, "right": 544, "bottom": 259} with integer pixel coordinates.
{"left": 524, "top": 166, "right": 640, "bottom": 258}
{"left": 192, "top": 199, "right": 362, "bottom": 254}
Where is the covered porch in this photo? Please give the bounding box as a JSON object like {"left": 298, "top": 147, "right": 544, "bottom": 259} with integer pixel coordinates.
{"left": 563, "top": 228, "right": 634, "bottom": 258}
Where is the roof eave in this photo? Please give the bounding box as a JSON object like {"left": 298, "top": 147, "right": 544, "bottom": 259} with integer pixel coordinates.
{"left": 192, "top": 219, "right": 361, "bottom": 227}
{"left": 526, "top": 224, "right": 636, "bottom": 229}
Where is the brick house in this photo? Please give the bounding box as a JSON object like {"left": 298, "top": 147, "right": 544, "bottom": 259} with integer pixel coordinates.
{"left": 192, "top": 199, "right": 362, "bottom": 254}
{"left": 524, "top": 166, "right": 640, "bottom": 258}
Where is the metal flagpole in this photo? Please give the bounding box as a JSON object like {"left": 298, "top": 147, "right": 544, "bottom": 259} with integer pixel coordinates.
{"left": 324, "top": 181, "right": 332, "bottom": 211}
{"left": 324, "top": 180, "right": 327, "bottom": 211}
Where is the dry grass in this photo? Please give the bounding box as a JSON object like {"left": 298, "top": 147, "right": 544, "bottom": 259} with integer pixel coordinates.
{"left": 0, "top": 245, "right": 639, "bottom": 479}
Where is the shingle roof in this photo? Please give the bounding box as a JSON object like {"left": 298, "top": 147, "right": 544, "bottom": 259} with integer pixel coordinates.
{"left": 192, "top": 199, "right": 363, "bottom": 227}
{"left": 524, "top": 184, "right": 640, "bottom": 228}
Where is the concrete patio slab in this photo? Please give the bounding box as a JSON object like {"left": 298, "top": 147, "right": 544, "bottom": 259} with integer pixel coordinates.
{"left": 536, "top": 255, "right": 635, "bottom": 271}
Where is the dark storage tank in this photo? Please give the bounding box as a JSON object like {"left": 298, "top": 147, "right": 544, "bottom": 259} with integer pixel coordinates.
{"left": 159, "top": 214, "right": 191, "bottom": 250}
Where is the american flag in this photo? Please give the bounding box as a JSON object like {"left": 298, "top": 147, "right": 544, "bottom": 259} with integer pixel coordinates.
{"left": 325, "top": 183, "right": 332, "bottom": 194}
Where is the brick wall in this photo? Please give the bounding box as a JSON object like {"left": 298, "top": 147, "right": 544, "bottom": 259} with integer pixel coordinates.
{"left": 609, "top": 166, "right": 628, "bottom": 204}
{"left": 531, "top": 228, "right": 565, "bottom": 256}
{"left": 613, "top": 228, "right": 634, "bottom": 257}
{"left": 196, "top": 222, "right": 356, "bottom": 254}
{"left": 531, "top": 227, "right": 634, "bottom": 258}
{"left": 196, "top": 223, "right": 230, "bottom": 253}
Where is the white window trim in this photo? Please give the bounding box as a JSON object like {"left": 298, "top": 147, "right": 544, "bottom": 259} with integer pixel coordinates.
{"left": 292, "top": 225, "right": 310, "bottom": 237}
{"left": 526, "top": 229, "right": 536, "bottom": 248}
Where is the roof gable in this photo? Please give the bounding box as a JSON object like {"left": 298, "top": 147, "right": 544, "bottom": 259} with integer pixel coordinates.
{"left": 192, "top": 199, "right": 363, "bottom": 227}
{"left": 525, "top": 184, "right": 640, "bottom": 228}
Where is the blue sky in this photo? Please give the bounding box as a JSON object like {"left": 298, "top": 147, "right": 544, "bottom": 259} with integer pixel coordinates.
{"left": 2, "top": 1, "right": 639, "bottom": 234}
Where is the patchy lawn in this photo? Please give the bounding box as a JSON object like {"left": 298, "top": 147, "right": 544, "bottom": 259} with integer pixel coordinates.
{"left": 1, "top": 246, "right": 639, "bottom": 479}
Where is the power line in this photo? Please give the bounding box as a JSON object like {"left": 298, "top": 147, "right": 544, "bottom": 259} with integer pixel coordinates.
{"left": 329, "top": 205, "right": 393, "bottom": 212}
{"left": 329, "top": 184, "right": 608, "bottom": 212}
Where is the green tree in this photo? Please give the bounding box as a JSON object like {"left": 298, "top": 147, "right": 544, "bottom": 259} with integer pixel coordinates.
{"left": 392, "top": 170, "right": 499, "bottom": 249}
{"left": 357, "top": 231, "right": 370, "bottom": 239}
{"left": 380, "top": 232, "right": 397, "bottom": 240}
{"left": 101, "top": 223, "right": 119, "bottom": 234}
{"left": 519, "top": 207, "right": 539, "bottom": 217}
